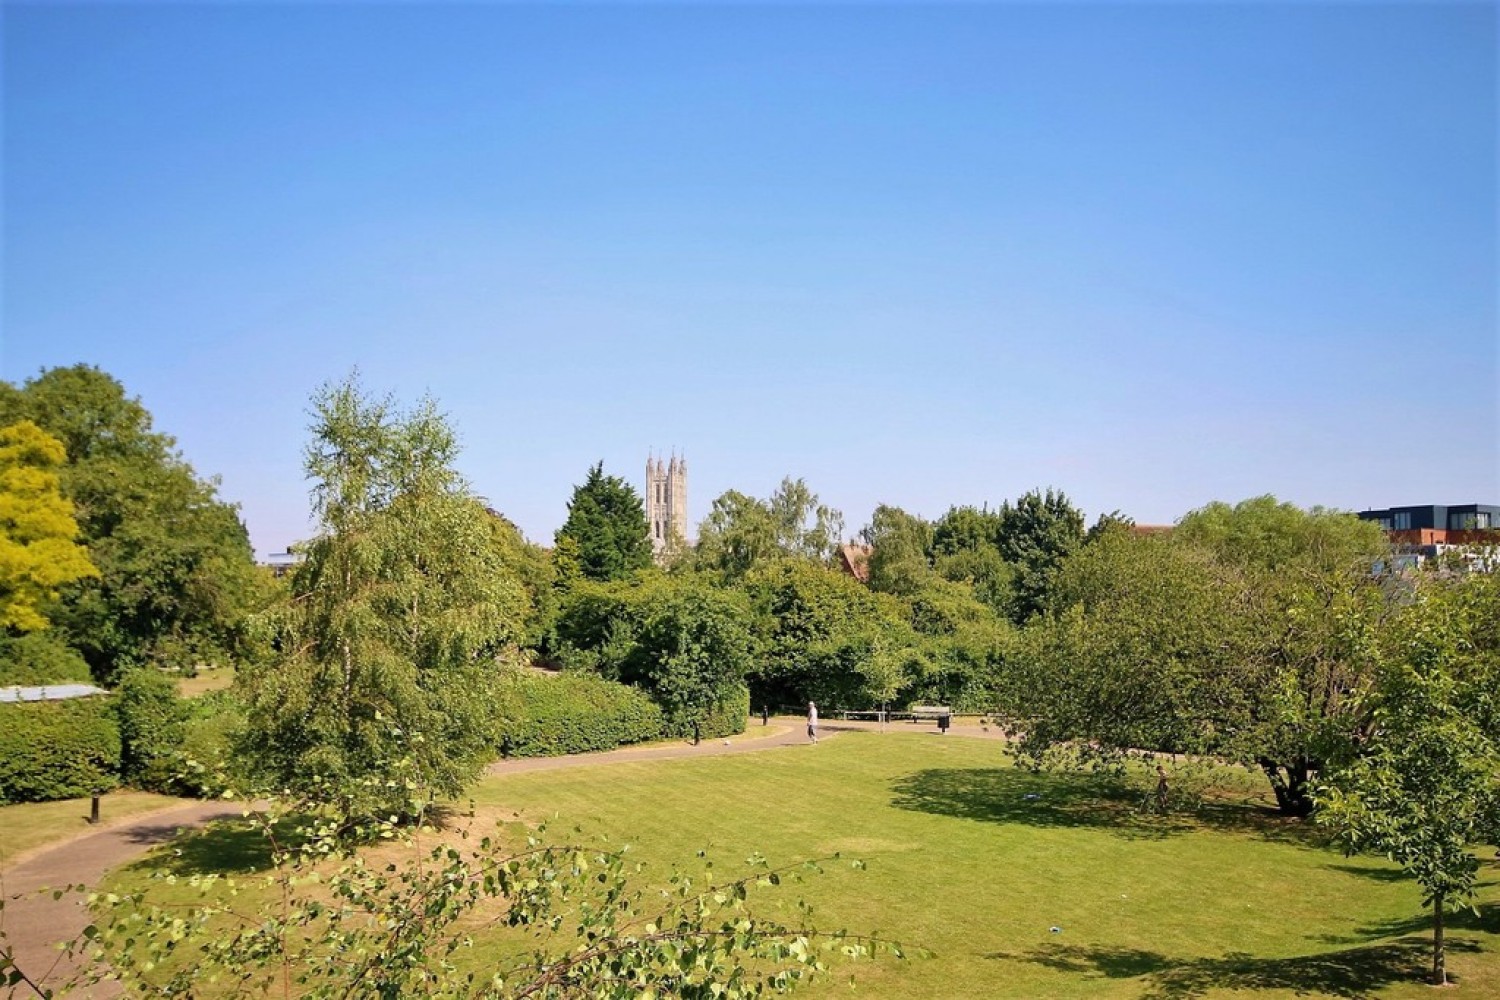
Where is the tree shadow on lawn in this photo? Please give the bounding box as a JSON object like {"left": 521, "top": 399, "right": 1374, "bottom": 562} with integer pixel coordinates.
{"left": 890, "top": 768, "right": 1318, "bottom": 844}
{"left": 1334, "top": 902, "right": 1500, "bottom": 944}
{"left": 119, "top": 805, "right": 479, "bottom": 880}
{"left": 120, "top": 818, "right": 283, "bottom": 877}
{"left": 1319, "top": 863, "right": 1409, "bottom": 884}
{"left": 992, "top": 937, "right": 1480, "bottom": 998}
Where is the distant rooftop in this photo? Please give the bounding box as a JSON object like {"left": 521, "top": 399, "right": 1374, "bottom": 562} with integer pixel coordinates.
{"left": 0, "top": 684, "right": 109, "bottom": 703}
{"left": 836, "top": 543, "right": 872, "bottom": 584}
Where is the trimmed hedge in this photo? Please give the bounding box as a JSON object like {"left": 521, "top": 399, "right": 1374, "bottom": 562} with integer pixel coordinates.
{"left": 116, "top": 668, "right": 188, "bottom": 793}
{"left": 662, "top": 684, "right": 751, "bottom": 741}
{"left": 0, "top": 697, "right": 120, "bottom": 803}
{"left": 496, "top": 672, "right": 664, "bottom": 758}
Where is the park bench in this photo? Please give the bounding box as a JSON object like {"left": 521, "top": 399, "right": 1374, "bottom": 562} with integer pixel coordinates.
{"left": 909, "top": 705, "right": 953, "bottom": 732}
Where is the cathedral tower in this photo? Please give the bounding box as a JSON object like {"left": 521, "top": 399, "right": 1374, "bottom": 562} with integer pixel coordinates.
{"left": 645, "top": 453, "right": 688, "bottom": 560}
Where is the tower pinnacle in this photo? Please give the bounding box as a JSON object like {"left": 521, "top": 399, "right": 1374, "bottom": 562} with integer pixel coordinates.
{"left": 645, "top": 451, "right": 688, "bottom": 561}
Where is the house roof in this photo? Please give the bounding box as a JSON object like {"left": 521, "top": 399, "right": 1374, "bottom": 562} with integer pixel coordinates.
{"left": 0, "top": 684, "right": 109, "bottom": 703}
{"left": 836, "top": 543, "right": 872, "bottom": 583}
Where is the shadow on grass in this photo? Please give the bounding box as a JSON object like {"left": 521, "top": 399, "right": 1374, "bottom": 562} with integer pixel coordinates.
{"left": 1320, "top": 863, "right": 1409, "bottom": 884}
{"left": 890, "top": 768, "right": 1319, "bottom": 843}
{"left": 121, "top": 818, "right": 281, "bottom": 877}
{"left": 992, "top": 938, "right": 1480, "bottom": 998}
{"left": 1347, "top": 903, "right": 1500, "bottom": 942}
{"left": 119, "top": 807, "right": 477, "bottom": 879}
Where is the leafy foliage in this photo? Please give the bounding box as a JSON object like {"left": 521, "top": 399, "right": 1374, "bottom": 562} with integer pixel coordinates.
{"left": 555, "top": 463, "right": 653, "bottom": 583}
{"left": 930, "top": 505, "right": 1015, "bottom": 617}
{"left": 1179, "top": 497, "right": 1390, "bottom": 814}
{"left": 861, "top": 505, "right": 934, "bottom": 597}
{"left": 115, "top": 668, "right": 189, "bottom": 794}
{"left": 485, "top": 510, "right": 558, "bottom": 651}
{"left": 15, "top": 795, "right": 888, "bottom": 1000}
{"left": 0, "top": 366, "right": 262, "bottom": 682}
{"left": 496, "top": 670, "right": 666, "bottom": 758}
{"left": 238, "top": 376, "right": 529, "bottom": 820}
{"left": 742, "top": 561, "right": 917, "bottom": 710}
{"left": 1318, "top": 574, "right": 1500, "bottom": 985}
{"left": 624, "top": 584, "right": 753, "bottom": 735}
{"left": 1175, "top": 495, "right": 1387, "bottom": 573}
{"left": 177, "top": 690, "right": 248, "bottom": 797}
{"left": 1009, "top": 531, "right": 1253, "bottom": 762}
{"left": 694, "top": 478, "right": 843, "bottom": 580}
{"left": 0, "top": 420, "right": 99, "bottom": 633}
{"left": 0, "top": 631, "right": 91, "bottom": 685}
{"left": 0, "top": 697, "right": 119, "bottom": 803}
{"left": 1007, "top": 500, "right": 1393, "bottom": 817}
{"left": 553, "top": 575, "right": 753, "bottom": 736}
{"left": 994, "top": 488, "right": 1085, "bottom": 623}
{"left": 901, "top": 577, "right": 1012, "bottom": 711}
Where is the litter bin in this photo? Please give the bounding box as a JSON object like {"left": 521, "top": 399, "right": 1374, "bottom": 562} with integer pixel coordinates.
{"left": 938, "top": 713, "right": 951, "bottom": 733}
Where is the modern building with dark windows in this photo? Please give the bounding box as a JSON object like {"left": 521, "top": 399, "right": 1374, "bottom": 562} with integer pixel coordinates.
{"left": 1358, "top": 503, "right": 1498, "bottom": 535}
{"left": 1358, "top": 503, "right": 1500, "bottom": 570}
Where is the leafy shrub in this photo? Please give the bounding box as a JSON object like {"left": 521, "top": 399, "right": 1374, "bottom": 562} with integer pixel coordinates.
{"left": 495, "top": 672, "right": 663, "bottom": 758}
{"left": 0, "top": 696, "right": 120, "bottom": 803}
{"left": 116, "top": 668, "right": 189, "bottom": 793}
{"left": 0, "top": 632, "right": 92, "bottom": 686}
{"left": 553, "top": 576, "right": 754, "bottom": 734}
{"left": 662, "top": 683, "right": 750, "bottom": 740}
{"left": 177, "top": 690, "right": 247, "bottom": 796}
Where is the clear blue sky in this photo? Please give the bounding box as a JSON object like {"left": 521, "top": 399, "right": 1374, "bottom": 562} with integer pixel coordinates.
{"left": 4, "top": 3, "right": 1495, "bottom": 558}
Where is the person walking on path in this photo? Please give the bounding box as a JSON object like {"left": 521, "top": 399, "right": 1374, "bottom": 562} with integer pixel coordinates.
{"left": 807, "top": 701, "right": 818, "bottom": 743}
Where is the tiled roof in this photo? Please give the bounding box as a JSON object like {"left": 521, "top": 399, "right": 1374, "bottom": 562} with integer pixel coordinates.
{"left": 836, "top": 543, "right": 872, "bottom": 583}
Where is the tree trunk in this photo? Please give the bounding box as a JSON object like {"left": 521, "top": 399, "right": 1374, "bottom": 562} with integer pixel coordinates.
{"left": 1258, "top": 758, "right": 1315, "bottom": 817}
{"left": 1432, "top": 891, "right": 1446, "bottom": 986}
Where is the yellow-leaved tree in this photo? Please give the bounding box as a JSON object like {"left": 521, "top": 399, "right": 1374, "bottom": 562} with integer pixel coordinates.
{"left": 0, "top": 420, "right": 99, "bottom": 632}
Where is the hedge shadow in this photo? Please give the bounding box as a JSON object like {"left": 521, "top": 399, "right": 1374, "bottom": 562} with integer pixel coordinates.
{"left": 994, "top": 938, "right": 1481, "bottom": 998}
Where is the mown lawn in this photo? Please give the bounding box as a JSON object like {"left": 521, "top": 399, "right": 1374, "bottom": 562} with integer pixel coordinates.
{"left": 177, "top": 666, "right": 234, "bottom": 698}
{"left": 104, "top": 732, "right": 1499, "bottom": 998}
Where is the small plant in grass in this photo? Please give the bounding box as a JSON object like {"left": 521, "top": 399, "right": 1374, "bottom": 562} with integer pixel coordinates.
{"left": 1, "top": 773, "right": 899, "bottom": 999}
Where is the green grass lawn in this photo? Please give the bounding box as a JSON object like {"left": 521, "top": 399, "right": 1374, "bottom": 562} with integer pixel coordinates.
{"left": 103, "top": 732, "right": 1499, "bottom": 998}
{"left": 177, "top": 666, "right": 234, "bottom": 698}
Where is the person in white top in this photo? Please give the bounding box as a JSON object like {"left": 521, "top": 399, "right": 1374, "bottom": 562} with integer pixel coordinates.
{"left": 807, "top": 701, "right": 818, "bottom": 743}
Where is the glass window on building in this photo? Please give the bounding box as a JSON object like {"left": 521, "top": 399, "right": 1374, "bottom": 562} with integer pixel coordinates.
{"left": 1393, "top": 512, "right": 1411, "bottom": 530}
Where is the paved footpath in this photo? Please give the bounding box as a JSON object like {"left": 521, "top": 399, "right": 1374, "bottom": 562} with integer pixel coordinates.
{"left": 486, "top": 716, "right": 1009, "bottom": 776}
{"left": 3, "top": 717, "right": 1006, "bottom": 995}
{"left": 2, "top": 800, "right": 244, "bottom": 997}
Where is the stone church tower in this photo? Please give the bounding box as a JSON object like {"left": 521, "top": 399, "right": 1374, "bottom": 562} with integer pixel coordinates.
{"left": 645, "top": 453, "right": 688, "bottom": 560}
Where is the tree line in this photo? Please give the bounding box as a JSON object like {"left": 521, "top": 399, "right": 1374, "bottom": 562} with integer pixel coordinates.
{"left": 3, "top": 366, "right": 1495, "bottom": 984}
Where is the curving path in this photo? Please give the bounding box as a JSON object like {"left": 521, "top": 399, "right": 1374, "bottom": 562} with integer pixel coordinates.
{"left": 2, "top": 717, "right": 1002, "bottom": 995}
{"left": 2, "top": 800, "right": 244, "bottom": 997}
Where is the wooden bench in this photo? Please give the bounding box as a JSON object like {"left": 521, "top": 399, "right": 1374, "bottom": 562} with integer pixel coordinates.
{"left": 909, "top": 705, "right": 952, "bottom": 721}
